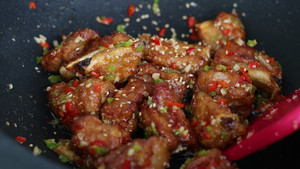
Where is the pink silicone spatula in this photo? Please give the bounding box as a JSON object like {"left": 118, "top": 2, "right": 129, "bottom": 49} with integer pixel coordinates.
{"left": 223, "top": 89, "right": 300, "bottom": 161}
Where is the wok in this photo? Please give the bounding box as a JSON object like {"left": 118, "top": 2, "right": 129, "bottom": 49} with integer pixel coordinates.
{"left": 0, "top": 0, "right": 300, "bottom": 168}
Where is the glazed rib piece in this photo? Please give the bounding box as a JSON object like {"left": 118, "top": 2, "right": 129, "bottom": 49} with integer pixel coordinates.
{"left": 41, "top": 28, "right": 100, "bottom": 72}
{"left": 66, "top": 33, "right": 145, "bottom": 83}
{"left": 47, "top": 78, "right": 115, "bottom": 127}
{"left": 191, "top": 91, "right": 246, "bottom": 149}
{"left": 140, "top": 82, "right": 197, "bottom": 152}
{"left": 93, "top": 136, "right": 170, "bottom": 169}
{"left": 196, "top": 12, "right": 245, "bottom": 51}
{"left": 101, "top": 76, "right": 154, "bottom": 133}
{"left": 71, "top": 115, "right": 131, "bottom": 159}
{"left": 181, "top": 149, "right": 237, "bottom": 169}
{"left": 145, "top": 36, "right": 211, "bottom": 73}
{"left": 212, "top": 41, "right": 282, "bottom": 99}
{"left": 196, "top": 69, "right": 255, "bottom": 119}
{"left": 137, "top": 63, "right": 195, "bottom": 101}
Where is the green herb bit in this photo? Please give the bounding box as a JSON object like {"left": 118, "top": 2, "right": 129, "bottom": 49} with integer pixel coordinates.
{"left": 235, "top": 114, "right": 239, "bottom": 121}
{"left": 147, "top": 97, "right": 153, "bottom": 105}
{"left": 93, "top": 146, "right": 109, "bottom": 156}
{"left": 189, "top": 79, "right": 194, "bottom": 88}
{"left": 55, "top": 44, "right": 62, "bottom": 50}
{"left": 154, "top": 78, "right": 164, "bottom": 84}
{"left": 33, "top": 146, "right": 42, "bottom": 156}
{"left": 203, "top": 65, "right": 210, "bottom": 71}
{"left": 197, "top": 149, "right": 207, "bottom": 156}
{"left": 160, "top": 106, "right": 168, "bottom": 113}
{"left": 247, "top": 39, "right": 257, "bottom": 48}
{"left": 116, "top": 24, "right": 126, "bottom": 33}
{"left": 123, "top": 39, "right": 134, "bottom": 47}
{"left": 221, "top": 131, "right": 228, "bottom": 139}
{"left": 163, "top": 69, "right": 179, "bottom": 73}
{"left": 107, "top": 97, "right": 114, "bottom": 103}
{"left": 152, "top": 0, "right": 160, "bottom": 16}
{"left": 132, "top": 143, "right": 141, "bottom": 151}
{"left": 181, "top": 157, "right": 194, "bottom": 169}
{"left": 50, "top": 118, "right": 61, "bottom": 126}
{"left": 107, "top": 64, "right": 116, "bottom": 72}
{"left": 59, "top": 155, "right": 69, "bottom": 163}
{"left": 105, "top": 74, "right": 115, "bottom": 81}
{"left": 198, "top": 92, "right": 204, "bottom": 99}
{"left": 48, "top": 75, "right": 61, "bottom": 84}
{"left": 211, "top": 36, "right": 217, "bottom": 42}
{"left": 136, "top": 44, "right": 144, "bottom": 52}
{"left": 36, "top": 56, "right": 42, "bottom": 64}
{"left": 209, "top": 91, "right": 216, "bottom": 97}
{"left": 43, "top": 48, "right": 49, "bottom": 55}
{"left": 173, "top": 129, "right": 180, "bottom": 136}
{"left": 44, "top": 139, "right": 58, "bottom": 150}
{"left": 205, "top": 125, "right": 212, "bottom": 132}
{"left": 216, "top": 64, "right": 227, "bottom": 71}
{"left": 151, "top": 122, "right": 159, "bottom": 136}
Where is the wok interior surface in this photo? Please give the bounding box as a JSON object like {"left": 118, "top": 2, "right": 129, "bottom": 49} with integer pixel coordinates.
{"left": 0, "top": 0, "right": 300, "bottom": 168}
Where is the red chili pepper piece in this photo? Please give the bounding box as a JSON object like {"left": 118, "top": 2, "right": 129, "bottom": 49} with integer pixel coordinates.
{"left": 89, "top": 148, "right": 96, "bottom": 156}
{"left": 89, "top": 140, "right": 105, "bottom": 147}
{"left": 91, "top": 71, "right": 100, "bottom": 78}
{"left": 190, "top": 28, "right": 199, "bottom": 41}
{"left": 39, "top": 42, "right": 50, "bottom": 49}
{"left": 165, "top": 101, "right": 184, "bottom": 108}
{"left": 101, "top": 17, "right": 113, "bottom": 25}
{"left": 103, "top": 43, "right": 110, "bottom": 48}
{"left": 218, "top": 39, "right": 223, "bottom": 45}
{"left": 16, "top": 136, "right": 26, "bottom": 144}
{"left": 223, "top": 29, "right": 230, "bottom": 36}
{"left": 267, "top": 57, "right": 275, "bottom": 63}
{"left": 249, "top": 61, "right": 259, "bottom": 69}
{"left": 187, "top": 16, "right": 197, "bottom": 29}
{"left": 203, "top": 131, "right": 211, "bottom": 139}
{"left": 209, "top": 81, "right": 218, "bottom": 92}
{"left": 29, "top": 2, "right": 36, "bottom": 9}
{"left": 66, "top": 66, "right": 73, "bottom": 71}
{"left": 226, "top": 51, "right": 234, "bottom": 56}
{"left": 226, "top": 66, "right": 232, "bottom": 71}
{"left": 122, "top": 160, "right": 131, "bottom": 169}
{"left": 186, "top": 47, "right": 195, "bottom": 55}
{"left": 191, "top": 119, "right": 198, "bottom": 127}
{"left": 219, "top": 80, "right": 229, "bottom": 88}
{"left": 240, "top": 67, "right": 252, "bottom": 83}
{"left": 72, "top": 80, "right": 79, "bottom": 87}
{"left": 64, "top": 87, "right": 74, "bottom": 93}
{"left": 158, "top": 27, "right": 166, "bottom": 37}
{"left": 174, "top": 125, "right": 180, "bottom": 130}
{"left": 226, "top": 41, "right": 231, "bottom": 48}
{"left": 171, "top": 62, "right": 177, "bottom": 69}
{"left": 218, "top": 98, "right": 226, "bottom": 105}
{"left": 127, "top": 3, "right": 135, "bottom": 17}
{"left": 94, "top": 84, "right": 101, "bottom": 93}
{"left": 152, "top": 36, "right": 160, "bottom": 45}
{"left": 65, "top": 102, "right": 73, "bottom": 113}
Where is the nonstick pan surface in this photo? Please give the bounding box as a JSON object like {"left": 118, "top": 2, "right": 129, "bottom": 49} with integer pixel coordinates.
{"left": 1, "top": 0, "right": 300, "bottom": 169}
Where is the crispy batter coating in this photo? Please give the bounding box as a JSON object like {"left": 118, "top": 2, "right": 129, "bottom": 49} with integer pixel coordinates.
{"left": 145, "top": 36, "right": 211, "bottom": 73}
{"left": 196, "top": 69, "right": 255, "bottom": 119}
{"left": 101, "top": 77, "right": 154, "bottom": 133}
{"left": 196, "top": 12, "right": 245, "bottom": 51}
{"left": 140, "top": 82, "right": 197, "bottom": 152}
{"left": 94, "top": 136, "right": 170, "bottom": 169}
{"left": 181, "top": 149, "right": 237, "bottom": 169}
{"left": 41, "top": 28, "right": 100, "bottom": 72}
{"left": 212, "top": 41, "right": 282, "bottom": 99}
{"left": 48, "top": 78, "right": 115, "bottom": 127}
{"left": 137, "top": 63, "right": 195, "bottom": 101}
{"left": 191, "top": 91, "right": 246, "bottom": 149}
{"left": 71, "top": 115, "right": 131, "bottom": 159}
{"left": 66, "top": 33, "right": 144, "bottom": 83}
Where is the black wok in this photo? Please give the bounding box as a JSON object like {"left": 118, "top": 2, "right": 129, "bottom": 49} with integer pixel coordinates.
{"left": 1, "top": 0, "right": 300, "bottom": 168}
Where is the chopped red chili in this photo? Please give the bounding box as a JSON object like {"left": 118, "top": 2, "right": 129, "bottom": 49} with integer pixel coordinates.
{"left": 218, "top": 98, "right": 226, "bottom": 105}
{"left": 89, "top": 140, "right": 105, "bottom": 147}
{"left": 190, "top": 28, "right": 199, "bottom": 41}
{"left": 66, "top": 66, "right": 73, "bottom": 71}
{"left": 186, "top": 47, "right": 195, "bottom": 55}
{"left": 226, "top": 66, "right": 232, "bottom": 71}
{"left": 90, "top": 71, "right": 100, "bottom": 78}
{"left": 94, "top": 84, "right": 101, "bottom": 93}
{"left": 16, "top": 136, "right": 26, "bottom": 144}
{"left": 219, "top": 80, "right": 229, "bottom": 88}
{"left": 127, "top": 3, "right": 135, "bottom": 17}
{"left": 122, "top": 160, "right": 131, "bottom": 169}
{"left": 202, "top": 131, "right": 211, "bottom": 139}
{"left": 72, "top": 80, "right": 79, "bottom": 88}
{"left": 165, "top": 101, "right": 184, "bottom": 108}
{"left": 209, "top": 81, "right": 218, "bottom": 92}
{"left": 226, "top": 41, "right": 231, "bottom": 48}
{"left": 158, "top": 27, "right": 166, "bottom": 37}
{"left": 223, "top": 29, "right": 230, "bottom": 36}
{"left": 191, "top": 119, "right": 198, "bottom": 127}
{"left": 249, "top": 61, "right": 259, "bottom": 68}
{"left": 29, "top": 2, "right": 36, "bottom": 9}
{"left": 187, "top": 16, "right": 197, "bottom": 29}
{"left": 65, "top": 102, "right": 73, "bottom": 113}
{"left": 39, "top": 42, "right": 50, "bottom": 49}
{"left": 240, "top": 67, "right": 252, "bottom": 83}
{"left": 226, "top": 51, "right": 234, "bottom": 56}
{"left": 63, "top": 87, "right": 74, "bottom": 93}
{"left": 101, "top": 17, "right": 113, "bottom": 25}
{"left": 267, "top": 57, "right": 275, "bottom": 63}
{"left": 171, "top": 62, "right": 177, "bottom": 69}
{"left": 103, "top": 43, "right": 111, "bottom": 48}
{"left": 152, "top": 36, "right": 160, "bottom": 45}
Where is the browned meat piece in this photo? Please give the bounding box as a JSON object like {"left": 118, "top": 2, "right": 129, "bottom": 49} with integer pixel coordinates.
{"left": 66, "top": 33, "right": 144, "bottom": 83}
{"left": 48, "top": 78, "right": 115, "bottom": 127}
{"left": 71, "top": 115, "right": 131, "bottom": 159}
{"left": 181, "top": 149, "right": 237, "bottom": 169}
{"left": 101, "top": 76, "right": 154, "bottom": 133}
{"left": 41, "top": 28, "right": 100, "bottom": 72}
{"left": 140, "top": 82, "right": 197, "bottom": 152}
{"left": 191, "top": 91, "right": 246, "bottom": 149}
{"left": 196, "top": 12, "right": 245, "bottom": 51}
{"left": 196, "top": 69, "right": 255, "bottom": 119}
{"left": 145, "top": 36, "right": 211, "bottom": 73}
{"left": 94, "top": 136, "right": 170, "bottom": 169}
{"left": 137, "top": 63, "right": 195, "bottom": 101}
{"left": 212, "top": 41, "right": 282, "bottom": 99}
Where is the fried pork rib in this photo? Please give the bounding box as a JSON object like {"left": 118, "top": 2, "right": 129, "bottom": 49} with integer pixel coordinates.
{"left": 101, "top": 76, "right": 154, "bottom": 133}
{"left": 196, "top": 12, "right": 245, "bottom": 51}
{"left": 140, "top": 82, "right": 197, "bottom": 151}
{"left": 71, "top": 115, "right": 131, "bottom": 159}
{"left": 196, "top": 69, "right": 255, "bottom": 119}
{"left": 47, "top": 78, "right": 115, "bottom": 127}
{"left": 66, "top": 33, "right": 144, "bottom": 83}
{"left": 212, "top": 41, "right": 282, "bottom": 99}
{"left": 137, "top": 63, "right": 195, "bottom": 101}
{"left": 41, "top": 28, "right": 101, "bottom": 72}
{"left": 145, "top": 36, "right": 211, "bottom": 73}
{"left": 191, "top": 91, "right": 246, "bottom": 149}
{"left": 94, "top": 136, "right": 170, "bottom": 169}
{"left": 181, "top": 149, "right": 237, "bottom": 169}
